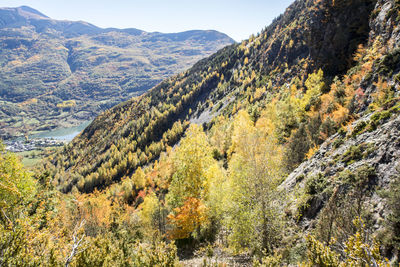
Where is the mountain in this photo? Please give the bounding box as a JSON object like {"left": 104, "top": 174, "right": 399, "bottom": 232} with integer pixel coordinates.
{"left": 0, "top": 6, "right": 234, "bottom": 139}
{"left": 18, "top": 0, "right": 400, "bottom": 264}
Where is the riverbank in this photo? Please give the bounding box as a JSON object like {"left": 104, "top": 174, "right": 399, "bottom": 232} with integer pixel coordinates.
{"left": 29, "top": 120, "right": 91, "bottom": 141}
{"left": 3, "top": 120, "right": 91, "bottom": 167}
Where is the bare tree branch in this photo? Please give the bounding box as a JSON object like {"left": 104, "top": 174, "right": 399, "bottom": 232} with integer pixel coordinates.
{"left": 65, "top": 219, "right": 86, "bottom": 267}
{"left": 1, "top": 208, "right": 13, "bottom": 228}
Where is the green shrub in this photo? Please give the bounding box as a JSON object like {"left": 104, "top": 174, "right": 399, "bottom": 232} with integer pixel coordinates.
{"left": 382, "top": 171, "right": 400, "bottom": 261}
{"left": 338, "top": 126, "right": 347, "bottom": 137}
{"left": 367, "top": 110, "right": 391, "bottom": 132}
{"left": 341, "top": 145, "right": 363, "bottom": 165}
{"left": 134, "top": 241, "right": 179, "bottom": 267}
{"left": 371, "top": 110, "right": 391, "bottom": 123}
{"left": 377, "top": 48, "right": 400, "bottom": 76}
{"left": 389, "top": 102, "right": 400, "bottom": 114}
{"left": 333, "top": 136, "right": 344, "bottom": 149}
{"left": 296, "top": 174, "right": 305, "bottom": 183}
{"left": 394, "top": 72, "right": 400, "bottom": 83}
{"left": 305, "top": 173, "right": 329, "bottom": 196}
{"left": 338, "top": 165, "right": 376, "bottom": 190}
{"left": 351, "top": 120, "right": 367, "bottom": 137}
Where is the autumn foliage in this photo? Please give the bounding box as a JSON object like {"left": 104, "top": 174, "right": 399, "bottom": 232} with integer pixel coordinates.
{"left": 167, "top": 197, "right": 208, "bottom": 239}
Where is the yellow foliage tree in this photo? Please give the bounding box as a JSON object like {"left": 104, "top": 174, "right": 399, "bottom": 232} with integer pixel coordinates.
{"left": 0, "top": 143, "right": 36, "bottom": 214}
{"left": 166, "top": 124, "right": 217, "bottom": 239}
{"left": 371, "top": 77, "right": 393, "bottom": 110}
{"left": 139, "top": 191, "right": 163, "bottom": 240}
{"left": 301, "top": 69, "right": 325, "bottom": 111}
{"left": 132, "top": 167, "right": 146, "bottom": 189}
{"left": 225, "top": 110, "right": 285, "bottom": 253}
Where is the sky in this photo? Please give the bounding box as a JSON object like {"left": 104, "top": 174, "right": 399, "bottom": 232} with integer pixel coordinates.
{"left": 0, "top": 0, "right": 294, "bottom": 41}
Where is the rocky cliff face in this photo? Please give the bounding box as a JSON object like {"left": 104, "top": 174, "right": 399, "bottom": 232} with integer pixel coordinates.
{"left": 284, "top": 110, "right": 400, "bottom": 212}
{"left": 281, "top": 0, "right": 400, "bottom": 260}
{"left": 284, "top": 0, "right": 400, "bottom": 190}
{"left": 370, "top": 0, "right": 400, "bottom": 47}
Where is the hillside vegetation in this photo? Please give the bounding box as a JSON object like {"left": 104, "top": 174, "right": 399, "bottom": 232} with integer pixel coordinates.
{"left": 2, "top": 0, "right": 400, "bottom": 265}
{"left": 0, "top": 6, "right": 234, "bottom": 139}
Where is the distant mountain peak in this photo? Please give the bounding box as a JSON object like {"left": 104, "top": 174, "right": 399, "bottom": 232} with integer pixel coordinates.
{"left": 0, "top": 5, "right": 49, "bottom": 20}
{"left": 18, "top": 6, "right": 49, "bottom": 19}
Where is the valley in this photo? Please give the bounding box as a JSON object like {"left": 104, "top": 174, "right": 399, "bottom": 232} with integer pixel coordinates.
{"left": 0, "top": 6, "right": 234, "bottom": 140}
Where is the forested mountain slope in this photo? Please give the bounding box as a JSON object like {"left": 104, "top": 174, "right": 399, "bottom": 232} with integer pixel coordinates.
{"left": 0, "top": 6, "right": 234, "bottom": 139}
{"left": 29, "top": 0, "right": 400, "bottom": 265}
{"left": 46, "top": 0, "right": 378, "bottom": 192}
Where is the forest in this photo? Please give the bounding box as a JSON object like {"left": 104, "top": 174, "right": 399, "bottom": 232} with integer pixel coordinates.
{"left": 1, "top": 0, "right": 400, "bottom": 266}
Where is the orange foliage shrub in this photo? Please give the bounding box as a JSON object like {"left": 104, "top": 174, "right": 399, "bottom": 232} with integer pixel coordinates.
{"left": 331, "top": 105, "right": 349, "bottom": 125}
{"left": 167, "top": 197, "right": 207, "bottom": 239}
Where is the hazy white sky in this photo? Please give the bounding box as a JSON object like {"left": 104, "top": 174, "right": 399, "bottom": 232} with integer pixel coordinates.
{"left": 0, "top": 0, "right": 294, "bottom": 41}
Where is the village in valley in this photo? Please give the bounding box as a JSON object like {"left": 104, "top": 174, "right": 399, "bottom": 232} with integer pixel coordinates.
{"left": 4, "top": 138, "right": 64, "bottom": 153}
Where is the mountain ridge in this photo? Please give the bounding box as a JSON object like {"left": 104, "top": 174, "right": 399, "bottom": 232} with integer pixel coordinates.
{"left": 0, "top": 6, "right": 232, "bottom": 39}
